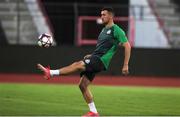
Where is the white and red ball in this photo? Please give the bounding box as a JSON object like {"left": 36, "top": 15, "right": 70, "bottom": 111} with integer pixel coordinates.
{"left": 38, "top": 33, "right": 53, "bottom": 48}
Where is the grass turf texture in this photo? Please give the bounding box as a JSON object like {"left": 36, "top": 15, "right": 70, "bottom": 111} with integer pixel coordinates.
{"left": 0, "top": 83, "right": 180, "bottom": 116}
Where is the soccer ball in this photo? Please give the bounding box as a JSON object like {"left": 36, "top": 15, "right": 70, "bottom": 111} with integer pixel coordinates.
{"left": 38, "top": 33, "right": 53, "bottom": 48}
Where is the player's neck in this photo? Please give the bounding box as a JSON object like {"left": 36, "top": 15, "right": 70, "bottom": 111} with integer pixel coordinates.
{"left": 105, "top": 21, "right": 114, "bottom": 28}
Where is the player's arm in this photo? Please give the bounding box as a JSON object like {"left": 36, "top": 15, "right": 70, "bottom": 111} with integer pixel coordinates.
{"left": 121, "top": 41, "right": 131, "bottom": 75}
{"left": 114, "top": 26, "right": 131, "bottom": 75}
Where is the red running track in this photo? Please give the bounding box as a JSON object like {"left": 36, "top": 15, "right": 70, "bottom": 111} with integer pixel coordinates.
{"left": 0, "top": 73, "right": 180, "bottom": 87}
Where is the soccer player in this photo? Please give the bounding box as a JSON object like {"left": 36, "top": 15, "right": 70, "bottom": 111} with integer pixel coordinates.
{"left": 37, "top": 7, "right": 131, "bottom": 117}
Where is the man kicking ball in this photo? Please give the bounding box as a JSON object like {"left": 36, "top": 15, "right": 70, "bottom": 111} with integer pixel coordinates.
{"left": 37, "top": 7, "right": 131, "bottom": 117}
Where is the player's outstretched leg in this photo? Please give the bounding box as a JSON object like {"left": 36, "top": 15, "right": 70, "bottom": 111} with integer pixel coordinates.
{"left": 79, "top": 76, "right": 99, "bottom": 117}
{"left": 37, "top": 61, "right": 85, "bottom": 80}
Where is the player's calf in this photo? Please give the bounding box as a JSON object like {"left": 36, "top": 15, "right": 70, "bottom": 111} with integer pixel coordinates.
{"left": 59, "top": 61, "right": 85, "bottom": 75}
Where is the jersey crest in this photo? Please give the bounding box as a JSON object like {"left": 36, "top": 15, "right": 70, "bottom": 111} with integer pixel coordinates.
{"left": 107, "top": 30, "right": 111, "bottom": 34}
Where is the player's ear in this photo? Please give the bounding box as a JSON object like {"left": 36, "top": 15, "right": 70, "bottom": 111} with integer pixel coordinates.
{"left": 110, "top": 12, "right": 114, "bottom": 18}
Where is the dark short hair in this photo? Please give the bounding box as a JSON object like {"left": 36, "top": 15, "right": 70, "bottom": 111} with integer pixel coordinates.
{"left": 101, "top": 7, "right": 115, "bottom": 16}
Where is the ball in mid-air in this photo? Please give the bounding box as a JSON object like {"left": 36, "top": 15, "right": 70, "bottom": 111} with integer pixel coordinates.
{"left": 38, "top": 33, "right": 53, "bottom": 48}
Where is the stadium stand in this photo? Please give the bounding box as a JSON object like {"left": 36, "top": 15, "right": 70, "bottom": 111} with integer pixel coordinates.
{"left": 149, "top": 0, "right": 180, "bottom": 48}
{"left": 0, "top": 0, "right": 37, "bottom": 44}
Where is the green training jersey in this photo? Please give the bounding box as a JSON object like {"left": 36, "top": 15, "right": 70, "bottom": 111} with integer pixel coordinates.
{"left": 92, "top": 24, "right": 128, "bottom": 69}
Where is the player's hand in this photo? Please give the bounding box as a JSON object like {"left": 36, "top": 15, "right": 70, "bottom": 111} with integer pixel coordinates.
{"left": 122, "top": 64, "right": 129, "bottom": 75}
{"left": 84, "top": 54, "right": 91, "bottom": 59}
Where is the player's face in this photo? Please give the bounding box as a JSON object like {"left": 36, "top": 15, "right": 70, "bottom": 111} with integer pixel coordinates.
{"left": 101, "top": 10, "right": 112, "bottom": 24}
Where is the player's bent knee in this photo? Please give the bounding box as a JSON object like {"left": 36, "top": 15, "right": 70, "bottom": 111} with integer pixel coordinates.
{"left": 73, "top": 61, "right": 85, "bottom": 71}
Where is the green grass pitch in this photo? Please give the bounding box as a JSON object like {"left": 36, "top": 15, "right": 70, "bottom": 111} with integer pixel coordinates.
{"left": 0, "top": 83, "right": 180, "bottom": 116}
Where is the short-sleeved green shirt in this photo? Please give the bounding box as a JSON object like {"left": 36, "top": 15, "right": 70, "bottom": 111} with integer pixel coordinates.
{"left": 92, "top": 24, "right": 128, "bottom": 69}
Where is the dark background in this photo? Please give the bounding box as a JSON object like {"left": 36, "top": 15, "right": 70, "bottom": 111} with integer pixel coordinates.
{"left": 0, "top": 45, "right": 180, "bottom": 77}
